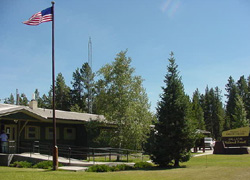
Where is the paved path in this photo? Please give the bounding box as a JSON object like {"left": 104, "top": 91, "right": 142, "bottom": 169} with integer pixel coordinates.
{"left": 193, "top": 149, "right": 213, "bottom": 157}
{"left": 59, "top": 166, "right": 88, "bottom": 171}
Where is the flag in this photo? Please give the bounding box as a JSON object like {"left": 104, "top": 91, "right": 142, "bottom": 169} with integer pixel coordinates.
{"left": 23, "top": 7, "right": 53, "bottom": 26}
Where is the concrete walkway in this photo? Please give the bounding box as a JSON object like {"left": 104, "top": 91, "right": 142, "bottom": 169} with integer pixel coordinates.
{"left": 59, "top": 166, "right": 88, "bottom": 171}
{"left": 193, "top": 149, "right": 213, "bottom": 157}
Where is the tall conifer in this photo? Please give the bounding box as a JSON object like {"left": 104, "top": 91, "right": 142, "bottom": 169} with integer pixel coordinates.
{"left": 151, "top": 52, "right": 195, "bottom": 167}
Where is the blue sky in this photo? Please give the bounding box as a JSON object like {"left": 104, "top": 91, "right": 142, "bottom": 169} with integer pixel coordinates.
{"left": 1, "top": 0, "right": 250, "bottom": 112}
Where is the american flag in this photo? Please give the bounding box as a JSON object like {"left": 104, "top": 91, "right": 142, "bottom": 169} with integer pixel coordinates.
{"left": 23, "top": 7, "right": 53, "bottom": 26}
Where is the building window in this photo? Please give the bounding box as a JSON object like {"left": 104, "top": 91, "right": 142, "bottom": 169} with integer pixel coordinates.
{"left": 25, "top": 126, "right": 40, "bottom": 139}
{"left": 64, "top": 128, "right": 76, "bottom": 140}
{"left": 45, "top": 127, "right": 59, "bottom": 140}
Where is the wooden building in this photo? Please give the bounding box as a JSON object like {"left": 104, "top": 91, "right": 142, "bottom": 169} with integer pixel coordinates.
{"left": 0, "top": 101, "right": 106, "bottom": 153}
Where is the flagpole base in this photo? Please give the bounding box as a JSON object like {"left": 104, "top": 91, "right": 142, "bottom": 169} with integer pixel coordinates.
{"left": 53, "top": 146, "right": 58, "bottom": 170}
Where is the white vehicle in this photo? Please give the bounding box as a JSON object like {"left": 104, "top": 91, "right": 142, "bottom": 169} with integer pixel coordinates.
{"left": 204, "top": 137, "right": 214, "bottom": 150}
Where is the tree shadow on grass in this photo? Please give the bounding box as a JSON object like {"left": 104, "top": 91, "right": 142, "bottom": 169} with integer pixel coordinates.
{"left": 136, "top": 165, "right": 187, "bottom": 171}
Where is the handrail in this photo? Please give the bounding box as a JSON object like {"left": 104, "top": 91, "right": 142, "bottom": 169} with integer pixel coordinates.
{"left": 8, "top": 141, "right": 145, "bottom": 163}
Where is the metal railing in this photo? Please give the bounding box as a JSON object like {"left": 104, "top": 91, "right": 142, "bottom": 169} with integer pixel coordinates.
{"left": 8, "top": 141, "right": 145, "bottom": 164}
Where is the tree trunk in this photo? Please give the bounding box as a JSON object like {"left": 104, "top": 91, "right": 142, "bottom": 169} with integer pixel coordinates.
{"left": 174, "top": 159, "right": 180, "bottom": 167}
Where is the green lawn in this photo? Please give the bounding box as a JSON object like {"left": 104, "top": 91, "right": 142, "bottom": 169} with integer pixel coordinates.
{"left": 1, "top": 154, "right": 250, "bottom": 180}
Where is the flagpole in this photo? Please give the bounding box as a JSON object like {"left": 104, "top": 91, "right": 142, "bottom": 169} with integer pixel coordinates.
{"left": 51, "top": 1, "right": 58, "bottom": 171}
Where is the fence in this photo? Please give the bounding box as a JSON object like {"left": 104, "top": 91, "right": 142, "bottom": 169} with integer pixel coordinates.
{"left": 3, "top": 141, "right": 145, "bottom": 163}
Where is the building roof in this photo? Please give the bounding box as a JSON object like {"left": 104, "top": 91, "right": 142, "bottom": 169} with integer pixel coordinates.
{"left": 0, "top": 103, "right": 106, "bottom": 123}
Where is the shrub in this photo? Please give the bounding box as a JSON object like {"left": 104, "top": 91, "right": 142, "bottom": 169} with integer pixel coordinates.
{"left": 86, "top": 164, "right": 134, "bottom": 172}
{"left": 180, "top": 151, "right": 191, "bottom": 162}
{"left": 134, "top": 162, "right": 153, "bottom": 169}
{"left": 111, "top": 164, "right": 134, "bottom": 171}
{"left": 33, "top": 161, "right": 62, "bottom": 169}
{"left": 86, "top": 164, "right": 111, "bottom": 172}
{"left": 10, "top": 161, "right": 33, "bottom": 168}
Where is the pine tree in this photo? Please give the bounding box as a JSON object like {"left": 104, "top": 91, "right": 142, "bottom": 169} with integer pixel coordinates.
{"left": 71, "top": 63, "right": 95, "bottom": 113}
{"left": 212, "top": 87, "right": 224, "bottom": 139}
{"left": 246, "top": 75, "right": 250, "bottom": 120}
{"left": 237, "top": 75, "right": 248, "bottom": 104}
{"left": 232, "top": 95, "right": 249, "bottom": 128}
{"left": 19, "top": 93, "right": 28, "bottom": 106}
{"left": 191, "top": 89, "right": 205, "bottom": 130}
{"left": 201, "top": 87, "right": 224, "bottom": 139}
{"left": 201, "top": 86, "right": 213, "bottom": 132}
{"left": 151, "top": 52, "right": 195, "bottom": 167}
{"left": 80, "top": 63, "right": 95, "bottom": 113}
{"left": 40, "top": 93, "right": 52, "bottom": 109}
{"left": 34, "top": 89, "right": 44, "bottom": 108}
{"left": 55, "top": 73, "right": 71, "bottom": 111}
{"left": 225, "top": 76, "right": 238, "bottom": 129}
{"left": 71, "top": 67, "right": 86, "bottom": 111}
{"left": 4, "top": 93, "right": 15, "bottom": 104}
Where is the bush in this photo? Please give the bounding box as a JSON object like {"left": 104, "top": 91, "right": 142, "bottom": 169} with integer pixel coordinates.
{"left": 86, "top": 164, "right": 134, "bottom": 172}
{"left": 33, "top": 161, "right": 62, "bottom": 169}
{"left": 180, "top": 151, "right": 191, "bottom": 162}
{"left": 86, "top": 164, "right": 111, "bottom": 172}
{"left": 10, "top": 161, "right": 33, "bottom": 168}
{"left": 111, "top": 164, "right": 134, "bottom": 171}
{"left": 134, "top": 162, "right": 153, "bottom": 169}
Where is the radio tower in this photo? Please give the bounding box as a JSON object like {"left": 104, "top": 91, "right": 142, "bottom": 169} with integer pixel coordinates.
{"left": 88, "top": 37, "right": 93, "bottom": 114}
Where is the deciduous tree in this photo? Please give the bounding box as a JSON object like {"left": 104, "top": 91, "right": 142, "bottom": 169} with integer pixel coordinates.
{"left": 95, "top": 50, "right": 153, "bottom": 150}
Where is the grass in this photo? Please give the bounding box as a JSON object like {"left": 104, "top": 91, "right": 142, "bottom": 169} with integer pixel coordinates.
{"left": 1, "top": 154, "right": 250, "bottom": 180}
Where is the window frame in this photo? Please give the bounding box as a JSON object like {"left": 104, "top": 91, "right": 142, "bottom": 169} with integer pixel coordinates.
{"left": 45, "top": 127, "right": 60, "bottom": 140}
{"left": 25, "top": 126, "right": 40, "bottom": 140}
{"left": 64, "top": 127, "right": 76, "bottom": 140}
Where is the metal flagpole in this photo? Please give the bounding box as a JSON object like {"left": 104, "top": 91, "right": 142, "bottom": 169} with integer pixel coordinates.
{"left": 51, "top": 1, "right": 58, "bottom": 170}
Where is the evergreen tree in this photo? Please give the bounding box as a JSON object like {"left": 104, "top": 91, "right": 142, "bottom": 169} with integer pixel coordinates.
{"left": 237, "top": 75, "right": 248, "bottom": 104}
{"left": 201, "top": 86, "right": 213, "bottom": 132}
{"left": 191, "top": 89, "right": 205, "bottom": 130}
{"left": 71, "top": 63, "right": 95, "bottom": 113}
{"left": 80, "top": 63, "right": 95, "bottom": 113}
{"left": 212, "top": 87, "right": 224, "bottom": 139}
{"left": 95, "top": 50, "right": 153, "bottom": 150}
{"left": 40, "top": 93, "right": 52, "bottom": 109}
{"left": 151, "top": 52, "right": 195, "bottom": 167}
{"left": 34, "top": 89, "right": 44, "bottom": 108}
{"left": 246, "top": 75, "right": 250, "bottom": 120}
{"left": 55, "top": 73, "right": 71, "bottom": 111}
{"left": 202, "top": 87, "right": 224, "bottom": 139}
{"left": 19, "top": 93, "right": 28, "bottom": 106}
{"left": 225, "top": 76, "right": 238, "bottom": 130}
{"left": 232, "top": 95, "right": 249, "bottom": 128}
{"left": 4, "top": 93, "right": 15, "bottom": 104}
{"left": 71, "top": 67, "right": 86, "bottom": 111}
